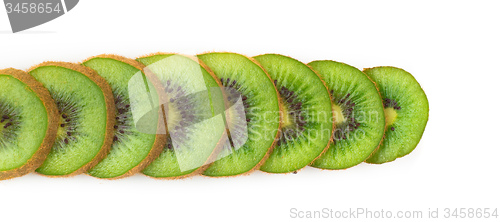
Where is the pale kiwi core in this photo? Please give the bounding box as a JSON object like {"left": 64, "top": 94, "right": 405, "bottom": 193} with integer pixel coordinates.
{"left": 384, "top": 107, "right": 398, "bottom": 127}
{"left": 332, "top": 104, "right": 345, "bottom": 125}
{"left": 279, "top": 102, "right": 293, "bottom": 128}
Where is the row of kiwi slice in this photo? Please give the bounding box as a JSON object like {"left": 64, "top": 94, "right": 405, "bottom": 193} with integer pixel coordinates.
{"left": 0, "top": 52, "right": 429, "bottom": 180}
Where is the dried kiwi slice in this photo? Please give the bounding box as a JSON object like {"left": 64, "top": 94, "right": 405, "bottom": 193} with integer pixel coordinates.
{"left": 253, "top": 54, "right": 333, "bottom": 173}
{"left": 198, "top": 52, "right": 280, "bottom": 177}
{"left": 83, "top": 55, "right": 166, "bottom": 179}
{"left": 0, "top": 69, "right": 58, "bottom": 180}
{"left": 309, "top": 61, "right": 386, "bottom": 169}
{"left": 364, "top": 67, "right": 429, "bottom": 164}
{"left": 29, "top": 62, "right": 115, "bottom": 176}
{"left": 137, "top": 53, "right": 226, "bottom": 178}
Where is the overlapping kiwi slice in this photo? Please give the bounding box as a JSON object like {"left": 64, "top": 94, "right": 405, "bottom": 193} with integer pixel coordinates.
{"left": 82, "top": 55, "right": 166, "bottom": 179}
{"left": 253, "top": 54, "right": 333, "bottom": 173}
{"left": 0, "top": 54, "right": 428, "bottom": 180}
{"left": 363, "top": 67, "right": 429, "bottom": 164}
{"left": 197, "top": 52, "right": 280, "bottom": 177}
{"left": 309, "top": 61, "right": 386, "bottom": 169}
{"left": 29, "top": 62, "right": 115, "bottom": 176}
{"left": 137, "top": 53, "right": 227, "bottom": 178}
{"left": 0, "top": 69, "right": 59, "bottom": 180}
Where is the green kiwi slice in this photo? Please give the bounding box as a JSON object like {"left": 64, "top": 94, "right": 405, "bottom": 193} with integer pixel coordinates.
{"left": 137, "top": 53, "right": 226, "bottom": 179}
{"left": 363, "top": 66, "right": 429, "bottom": 164}
{"left": 197, "top": 52, "right": 280, "bottom": 177}
{"left": 253, "top": 54, "right": 333, "bottom": 173}
{"left": 29, "top": 62, "right": 115, "bottom": 176}
{"left": 0, "top": 69, "right": 59, "bottom": 180}
{"left": 82, "top": 55, "right": 166, "bottom": 179}
{"left": 309, "top": 61, "right": 386, "bottom": 169}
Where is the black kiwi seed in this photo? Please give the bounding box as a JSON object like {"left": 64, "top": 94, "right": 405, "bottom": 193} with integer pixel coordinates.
{"left": 383, "top": 98, "right": 401, "bottom": 110}
{"left": 331, "top": 91, "right": 361, "bottom": 143}
{"left": 0, "top": 101, "right": 21, "bottom": 145}
{"left": 220, "top": 77, "right": 255, "bottom": 149}
{"left": 161, "top": 80, "right": 203, "bottom": 150}
{"left": 112, "top": 93, "right": 133, "bottom": 143}
{"left": 52, "top": 94, "right": 81, "bottom": 149}
{"left": 273, "top": 82, "right": 307, "bottom": 147}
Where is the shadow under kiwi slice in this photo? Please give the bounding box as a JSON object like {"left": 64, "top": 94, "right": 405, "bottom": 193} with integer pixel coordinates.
{"left": 253, "top": 54, "right": 333, "bottom": 173}
{"left": 198, "top": 52, "right": 281, "bottom": 177}
{"left": 0, "top": 68, "right": 58, "bottom": 180}
{"left": 363, "top": 66, "right": 429, "bottom": 164}
{"left": 308, "top": 61, "right": 386, "bottom": 169}
{"left": 83, "top": 55, "right": 166, "bottom": 179}
{"left": 29, "top": 62, "right": 115, "bottom": 177}
{"left": 137, "top": 53, "right": 227, "bottom": 179}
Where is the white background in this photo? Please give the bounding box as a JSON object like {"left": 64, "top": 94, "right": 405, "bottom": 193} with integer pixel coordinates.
{"left": 1, "top": 1, "right": 499, "bottom": 222}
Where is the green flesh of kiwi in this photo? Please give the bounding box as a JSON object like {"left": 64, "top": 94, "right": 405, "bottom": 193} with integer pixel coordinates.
{"left": 253, "top": 54, "right": 333, "bottom": 173}
{"left": 198, "top": 52, "right": 280, "bottom": 177}
{"left": 83, "top": 55, "right": 165, "bottom": 179}
{"left": 0, "top": 75, "right": 48, "bottom": 170}
{"left": 364, "top": 67, "right": 429, "bottom": 164}
{"left": 0, "top": 69, "right": 58, "bottom": 180}
{"left": 308, "top": 61, "right": 386, "bottom": 169}
{"left": 137, "top": 54, "right": 226, "bottom": 178}
{"left": 30, "top": 63, "right": 114, "bottom": 176}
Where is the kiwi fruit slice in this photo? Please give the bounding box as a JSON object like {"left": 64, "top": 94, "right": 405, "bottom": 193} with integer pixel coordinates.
{"left": 308, "top": 61, "right": 386, "bottom": 169}
{"left": 363, "top": 66, "right": 429, "bottom": 164}
{"left": 137, "top": 53, "right": 227, "bottom": 179}
{"left": 29, "top": 62, "right": 115, "bottom": 176}
{"left": 82, "top": 55, "right": 166, "bottom": 179}
{"left": 0, "top": 69, "right": 59, "bottom": 180}
{"left": 197, "top": 52, "right": 280, "bottom": 177}
{"left": 252, "top": 54, "right": 333, "bottom": 173}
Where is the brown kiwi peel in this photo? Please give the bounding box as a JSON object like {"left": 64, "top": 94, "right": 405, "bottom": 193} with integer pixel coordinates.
{"left": 81, "top": 54, "right": 167, "bottom": 179}
{"left": 0, "top": 68, "right": 59, "bottom": 180}
{"left": 27, "top": 62, "right": 116, "bottom": 177}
